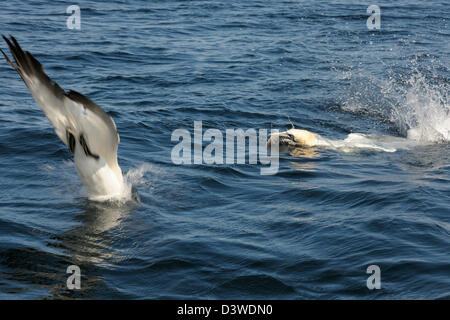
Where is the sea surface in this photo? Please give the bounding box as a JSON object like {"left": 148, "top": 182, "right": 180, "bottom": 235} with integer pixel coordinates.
{"left": 0, "top": 0, "right": 448, "bottom": 299}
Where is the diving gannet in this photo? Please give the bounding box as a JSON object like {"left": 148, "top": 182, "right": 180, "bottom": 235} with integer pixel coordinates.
{"left": 1, "top": 36, "right": 125, "bottom": 201}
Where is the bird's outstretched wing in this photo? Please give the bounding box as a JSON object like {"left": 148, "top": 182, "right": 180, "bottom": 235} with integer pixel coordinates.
{"left": 1, "top": 35, "right": 120, "bottom": 168}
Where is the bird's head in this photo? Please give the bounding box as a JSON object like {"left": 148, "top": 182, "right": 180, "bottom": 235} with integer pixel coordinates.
{"left": 267, "top": 128, "right": 317, "bottom": 147}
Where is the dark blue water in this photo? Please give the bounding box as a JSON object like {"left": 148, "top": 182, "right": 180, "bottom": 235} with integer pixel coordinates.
{"left": 0, "top": 0, "right": 449, "bottom": 299}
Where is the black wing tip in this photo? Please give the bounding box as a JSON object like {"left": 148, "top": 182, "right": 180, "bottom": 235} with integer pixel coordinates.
{"left": 1, "top": 35, "right": 65, "bottom": 97}
{"left": 0, "top": 37, "right": 17, "bottom": 70}
{"left": 2, "top": 34, "right": 18, "bottom": 44}
{"left": 10, "top": 35, "right": 23, "bottom": 52}
{"left": 1, "top": 35, "right": 22, "bottom": 68}
{"left": 1, "top": 35, "right": 42, "bottom": 76}
{"left": 2, "top": 35, "right": 11, "bottom": 52}
{"left": 0, "top": 48, "right": 7, "bottom": 61}
{"left": 2, "top": 35, "right": 15, "bottom": 51}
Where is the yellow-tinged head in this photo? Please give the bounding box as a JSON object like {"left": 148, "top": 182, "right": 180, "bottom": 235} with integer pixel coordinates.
{"left": 286, "top": 129, "right": 317, "bottom": 147}
{"left": 267, "top": 128, "right": 317, "bottom": 148}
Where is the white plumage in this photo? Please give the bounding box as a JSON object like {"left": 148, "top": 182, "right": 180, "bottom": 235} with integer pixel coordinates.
{"left": 1, "top": 36, "right": 125, "bottom": 201}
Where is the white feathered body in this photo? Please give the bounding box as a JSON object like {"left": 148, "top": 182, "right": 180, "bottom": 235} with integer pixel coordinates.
{"left": 1, "top": 36, "right": 125, "bottom": 201}
{"left": 73, "top": 140, "right": 124, "bottom": 200}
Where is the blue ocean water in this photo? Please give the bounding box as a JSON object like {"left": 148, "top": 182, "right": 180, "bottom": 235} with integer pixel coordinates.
{"left": 0, "top": 0, "right": 448, "bottom": 299}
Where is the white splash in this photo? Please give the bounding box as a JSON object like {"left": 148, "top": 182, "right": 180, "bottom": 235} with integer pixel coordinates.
{"left": 318, "top": 133, "right": 398, "bottom": 153}
{"left": 124, "top": 163, "right": 154, "bottom": 192}
{"left": 341, "top": 59, "right": 449, "bottom": 144}
{"left": 392, "top": 72, "right": 450, "bottom": 142}
{"left": 104, "top": 163, "right": 154, "bottom": 203}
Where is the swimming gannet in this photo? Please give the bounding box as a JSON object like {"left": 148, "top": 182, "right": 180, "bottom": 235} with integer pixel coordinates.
{"left": 268, "top": 128, "right": 397, "bottom": 152}
{"left": 267, "top": 128, "right": 324, "bottom": 147}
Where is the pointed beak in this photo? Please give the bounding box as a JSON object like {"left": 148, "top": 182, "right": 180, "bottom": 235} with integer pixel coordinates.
{"left": 267, "top": 131, "right": 296, "bottom": 147}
